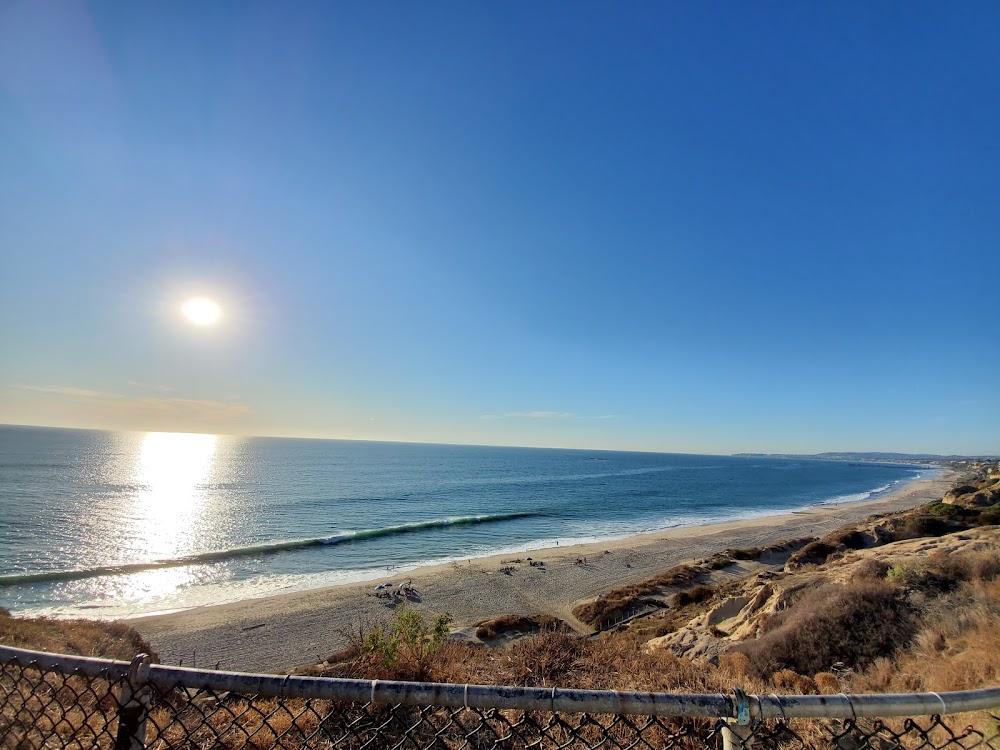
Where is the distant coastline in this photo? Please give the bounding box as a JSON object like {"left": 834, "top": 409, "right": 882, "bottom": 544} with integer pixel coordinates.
{"left": 733, "top": 451, "right": 996, "bottom": 463}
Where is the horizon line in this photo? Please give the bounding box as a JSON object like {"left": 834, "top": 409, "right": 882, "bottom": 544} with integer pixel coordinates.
{"left": 1, "top": 421, "right": 992, "bottom": 460}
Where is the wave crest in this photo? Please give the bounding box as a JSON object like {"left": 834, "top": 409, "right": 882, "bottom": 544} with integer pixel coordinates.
{"left": 0, "top": 512, "right": 539, "bottom": 587}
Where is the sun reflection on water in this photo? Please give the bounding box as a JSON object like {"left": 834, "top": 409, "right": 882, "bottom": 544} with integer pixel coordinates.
{"left": 58, "top": 432, "right": 220, "bottom": 610}
{"left": 92, "top": 432, "right": 221, "bottom": 607}
{"left": 135, "top": 431, "right": 217, "bottom": 559}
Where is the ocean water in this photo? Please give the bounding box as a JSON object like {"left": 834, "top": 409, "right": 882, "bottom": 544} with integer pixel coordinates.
{"left": 0, "top": 425, "right": 931, "bottom": 619}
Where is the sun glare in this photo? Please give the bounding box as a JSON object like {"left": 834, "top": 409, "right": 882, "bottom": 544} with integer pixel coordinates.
{"left": 181, "top": 297, "right": 222, "bottom": 327}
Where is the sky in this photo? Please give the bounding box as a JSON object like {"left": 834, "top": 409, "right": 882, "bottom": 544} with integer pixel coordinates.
{"left": 1, "top": 1, "right": 998, "bottom": 456}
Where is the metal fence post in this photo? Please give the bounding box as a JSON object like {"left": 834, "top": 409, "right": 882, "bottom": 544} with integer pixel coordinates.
{"left": 721, "top": 720, "right": 754, "bottom": 750}
{"left": 115, "top": 653, "right": 151, "bottom": 750}
{"left": 722, "top": 688, "right": 753, "bottom": 750}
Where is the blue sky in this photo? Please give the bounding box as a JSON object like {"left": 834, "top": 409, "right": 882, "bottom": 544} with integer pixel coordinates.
{"left": 1, "top": 1, "right": 998, "bottom": 455}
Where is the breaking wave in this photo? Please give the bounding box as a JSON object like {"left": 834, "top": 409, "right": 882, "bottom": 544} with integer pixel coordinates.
{"left": 0, "top": 512, "right": 539, "bottom": 587}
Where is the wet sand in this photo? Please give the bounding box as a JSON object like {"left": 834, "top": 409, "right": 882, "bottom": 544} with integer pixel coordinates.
{"left": 128, "top": 471, "right": 954, "bottom": 674}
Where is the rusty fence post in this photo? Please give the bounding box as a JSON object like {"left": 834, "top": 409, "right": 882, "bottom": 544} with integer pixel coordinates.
{"left": 115, "top": 654, "right": 152, "bottom": 750}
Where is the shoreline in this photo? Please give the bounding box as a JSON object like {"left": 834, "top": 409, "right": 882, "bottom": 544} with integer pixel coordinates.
{"left": 105, "top": 469, "right": 940, "bottom": 621}
{"left": 127, "top": 470, "right": 955, "bottom": 674}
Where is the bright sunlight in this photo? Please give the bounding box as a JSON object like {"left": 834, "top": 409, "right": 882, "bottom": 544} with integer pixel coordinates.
{"left": 181, "top": 297, "right": 222, "bottom": 327}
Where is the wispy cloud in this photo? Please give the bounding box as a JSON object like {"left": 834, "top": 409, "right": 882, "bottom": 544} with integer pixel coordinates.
{"left": 481, "top": 410, "right": 573, "bottom": 420}
{"left": 479, "top": 411, "right": 617, "bottom": 424}
{"left": 508, "top": 410, "right": 573, "bottom": 419}
{"left": 15, "top": 385, "right": 116, "bottom": 399}
{"left": 10, "top": 384, "right": 249, "bottom": 425}
{"left": 126, "top": 380, "right": 176, "bottom": 393}
{"left": 129, "top": 397, "right": 250, "bottom": 417}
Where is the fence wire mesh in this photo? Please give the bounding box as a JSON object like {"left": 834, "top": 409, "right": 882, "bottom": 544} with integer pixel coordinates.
{"left": 1, "top": 647, "right": 999, "bottom": 750}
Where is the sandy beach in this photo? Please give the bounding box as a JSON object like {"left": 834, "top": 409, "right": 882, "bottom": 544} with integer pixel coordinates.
{"left": 128, "top": 471, "right": 955, "bottom": 674}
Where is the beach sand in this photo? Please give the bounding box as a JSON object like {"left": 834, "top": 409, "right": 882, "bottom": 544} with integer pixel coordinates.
{"left": 128, "top": 471, "right": 955, "bottom": 674}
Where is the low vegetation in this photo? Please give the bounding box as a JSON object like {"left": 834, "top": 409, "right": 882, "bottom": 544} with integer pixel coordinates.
{"left": 308, "top": 542, "right": 1000, "bottom": 712}
{"left": 346, "top": 607, "right": 452, "bottom": 681}
{"left": 733, "top": 581, "right": 916, "bottom": 677}
{"left": 0, "top": 608, "right": 155, "bottom": 661}
{"left": 672, "top": 585, "right": 716, "bottom": 608}
{"left": 785, "top": 495, "right": 1000, "bottom": 570}
{"left": 474, "top": 614, "right": 566, "bottom": 640}
{"left": 701, "top": 537, "right": 819, "bottom": 570}
{"left": 571, "top": 564, "right": 702, "bottom": 629}
{"left": 717, "top": 536, "right": 815, "bottom": 564}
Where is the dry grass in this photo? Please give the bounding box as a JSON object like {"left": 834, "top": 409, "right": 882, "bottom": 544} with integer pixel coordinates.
{"left": 733, "top": 581, "right": 916, "bottom": 677}
{"left": 785, "top": 497, "right": 1000, "bottom": 570}
{"left": 840, "top": 573, "right": 1000, "bottom": 736}
{"left": 854, "top": 558, "right": 891, "bottom": 581}
{"left": 786, "top": 540, "right": 841, "bottom": 567}
{"left": 0, "top": 610, "right": 163, "bottom": 749}
{"left": 474, "top": 613, "right": 565, "bottom": 640}
{"left": 853, "top": 560, "right": 1000, "bottom": 693}
{"left": 572, "top": 564, "right": 703, "bottom": 628}
{"left": 313, "top": 621, "right": 850, "bottom": 697}
{"left": 0, "top": 608, "right": 156, "bottom": 661}
{"left": 724, "top": 536, "right": 815, "bottom": 561}
{"left": 884, "top": 497, "right": 1000, "bottom": 542}
{"left": 825, "top": 527, "right": 868, "bottom": 549}
{"left": 672, "top": 585, "right": 716, "bottom": 608}
{"left": 730, "top": 548, "right": 1000, "bottom": 685}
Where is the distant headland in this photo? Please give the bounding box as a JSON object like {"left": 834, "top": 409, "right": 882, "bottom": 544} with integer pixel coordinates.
{"left": 733, "top": 452, "right": 999, "bottom": 465}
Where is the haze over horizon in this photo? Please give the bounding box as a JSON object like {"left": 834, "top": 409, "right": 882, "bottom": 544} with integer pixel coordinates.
{"left": 2, "top": 2, "right": 998, "bottom": 456}
{"left": 2, "top": 422, "right": 997, "bottom": 462}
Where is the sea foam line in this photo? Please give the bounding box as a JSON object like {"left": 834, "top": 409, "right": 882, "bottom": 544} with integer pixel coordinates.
{"left": 0, "top": 512, "right": 540, "bottom": 587}
{"left": 19, "top": 473, "right": 942, "bottom": 620}
{"left": 817, "top": 481, "right": 901, "bottom": 506}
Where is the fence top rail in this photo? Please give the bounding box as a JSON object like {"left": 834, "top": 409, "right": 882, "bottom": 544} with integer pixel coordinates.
{"left": 3, "top": 643, "right": 1000, "bottom": 721}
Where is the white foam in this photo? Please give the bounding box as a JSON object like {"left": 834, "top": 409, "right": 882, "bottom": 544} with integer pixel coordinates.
{"left": 22, "top": 470, "right": 942, "bottom": 620}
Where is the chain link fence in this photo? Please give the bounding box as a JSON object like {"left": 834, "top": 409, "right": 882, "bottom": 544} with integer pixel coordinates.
{"left": 2, "top": 644, "right": 999, "bottom": 749}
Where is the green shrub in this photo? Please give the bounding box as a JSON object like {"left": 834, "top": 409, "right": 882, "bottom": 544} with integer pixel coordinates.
{"left": 891, "top": 515, "right": 955, "bottom": 541}
{"left": 363, "top": 607, "right": 453, "bottom": 679}
{"left": 924, "top": 502, "right": 967, "bottom": 519}
{"left": 885, "top": 562, "right": 914, "bottom": 585}
{"left": 703, "top": 553, "right": 735, "bottom": 570}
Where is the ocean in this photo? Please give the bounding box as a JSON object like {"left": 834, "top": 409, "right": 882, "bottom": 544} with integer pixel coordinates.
{"left": 0, "top": 425, "right": 932, "bottom": 619}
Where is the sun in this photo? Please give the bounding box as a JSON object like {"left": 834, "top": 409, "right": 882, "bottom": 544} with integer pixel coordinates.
{"left": 181, "top": 297, "right": 222, "bottom": 327}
